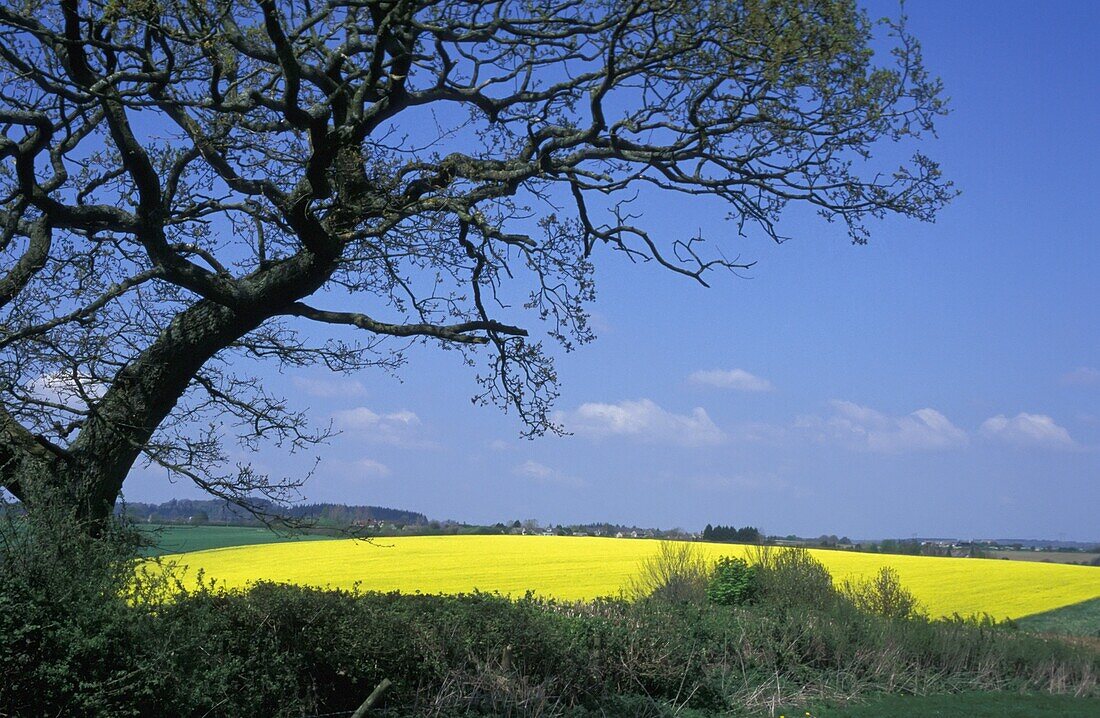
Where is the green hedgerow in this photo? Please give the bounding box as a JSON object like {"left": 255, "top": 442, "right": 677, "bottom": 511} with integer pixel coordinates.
{"left": 706, "top": 556, "right": 757, "bottom": 606}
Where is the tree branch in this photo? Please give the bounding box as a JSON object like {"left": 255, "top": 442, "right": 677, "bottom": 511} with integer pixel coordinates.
{"left": 286, "top": 301, "right": 528, "bottom": 344}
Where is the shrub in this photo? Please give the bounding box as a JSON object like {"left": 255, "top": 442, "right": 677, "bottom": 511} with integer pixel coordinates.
{"left": 0, "top": 494, "right": 161, "bottom": 717}
{"left": 628, "top": 541, "right": 711, "bottom": 604}
{"left": 706, "top": 556, "right": 757, "bottom": 606}
{"left": 746, "top": 546, "right": 838, "bottom": 611}
{"left": 841, "top": 566, "right": 926, "bottom": 621}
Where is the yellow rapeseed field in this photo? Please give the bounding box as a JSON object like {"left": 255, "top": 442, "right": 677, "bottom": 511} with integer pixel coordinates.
{"left": 152, "top": 535, "right": 1100, "bottom": 620}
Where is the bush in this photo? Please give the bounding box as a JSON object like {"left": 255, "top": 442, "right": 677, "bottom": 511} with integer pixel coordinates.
{"left": 705, "top": 556, "right": 757, "bottom": 606}
{"left": 0, "top": 494, "right": 161, "bottom": 717}
{"left": 841, "top": 566, "right": 926, "bottom": 621}
{"left": 628, "top": 541, "right": 710, "bottom": 604}
{"left": 747, "top": 546, "right": 838, "bottom": 610}
{"left": 147, "top": 585, "right": 1098, "bottom": 715}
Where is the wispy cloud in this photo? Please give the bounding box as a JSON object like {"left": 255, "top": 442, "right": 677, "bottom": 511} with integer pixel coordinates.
{"left": 351, "top": 458, "right": 391, "bottom": 478}
{"left": 1062, "top": 367, "right": 1100, "bottom": 387}
{"left": 292, "top": 375, "right": 368, "bottom": 398}
{"left": 30, "top": 371, "right": 106, "bottom": 408}
{"left": 688, "top": 368, "right": 774, "bottom": 392}
{"left": 979, "top": 413, "right": 1075, "bottom": 449}
{"left": 514, "top": 460, "right": 586, "bottom": 488}
{"left": 797, "top": 400, "right": 968, "bottom": 453}
{"left": 332, "top": 406, "right": 432, "bottom": 447}
{"left": 319, "top": 456, "right": 393, "bottom": 481}
{"left": 560, "top": 398, "right": 724, "bottom": 446}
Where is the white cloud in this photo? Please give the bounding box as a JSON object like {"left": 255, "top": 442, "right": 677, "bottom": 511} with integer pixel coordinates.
{"left": 798, "top": 400, "right": 968, "bottom": 453}
{"left": 30, "top": 371, "right": 106, "bottom": 407}
{"left": 291, "top": 375, "right": 367, "bottom": 398}
{"left": 332, "top": 406, "right": 430, "bottom": 447}
{"left": 979, "top": 413, "right": 1075, "bottom": 449}
{"left": 318, "top": 456, "right": 393, "bottom": 481}
{"left": 352, "top": 458, "right": 391, "bottom": 477}
{"left": 516, "top": 460, "right": 554, "bottom": 479}
{"left": 1062, "top": 367, "right": 1100, "bottom": 387}
{"left": 688, "top": 368, "right": 774, "bottom": 392}
{"left": 514, "top": 460, "right": 586, "bottom": 488}
{"left": 561, "top": 398, "right": 724, "bottom": 446}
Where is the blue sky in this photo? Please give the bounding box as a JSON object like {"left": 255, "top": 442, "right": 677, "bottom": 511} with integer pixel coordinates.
{"left": 129, "top": 1, "right": 1100, "bottom": 541}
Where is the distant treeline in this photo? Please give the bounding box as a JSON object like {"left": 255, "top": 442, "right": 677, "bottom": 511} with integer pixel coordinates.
{"left": 703, "top": 524, "right": 762, "bottom": 543}
{"left": 120, "top": 498, "right": 427, "bottom": 526}
{"left": 282, "top": 502, "right": 427, "bottom": 525}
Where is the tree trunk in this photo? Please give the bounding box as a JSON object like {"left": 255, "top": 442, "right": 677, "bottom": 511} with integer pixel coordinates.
{"left": 1, "top": 299, "right": 266, "bottom": 532}
{"left": 65, "top": 299, "right": 267, "bottom": 520}
{"left": 1, "top": 244, "right": 340, "bottom": 531}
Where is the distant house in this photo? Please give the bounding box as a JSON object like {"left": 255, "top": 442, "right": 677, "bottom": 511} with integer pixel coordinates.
{"left": 614, "top": 531, "right": 624, "bottom": 538}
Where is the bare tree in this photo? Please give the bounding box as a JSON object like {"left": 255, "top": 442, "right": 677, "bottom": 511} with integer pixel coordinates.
{"left": 0, "top": 0, "right": 952, "bottom": 526}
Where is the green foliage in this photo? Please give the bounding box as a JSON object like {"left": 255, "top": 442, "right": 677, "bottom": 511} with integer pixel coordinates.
{"left": 0, "top": 496, "right": 162, "bottom": 717}
{"left": 2, "top": 503, "right": 1097, "bottom": 717}
{"left": 702, "top": 524, "right": 762, "bottom": 543}
{"left": 748, "top": 546, "right": 839, "bottom": 610}
{"left": 2, "top": 570, "right": 1097, "bottom": 716}
{"left": 840, "top": 567, "right": 926, "bottom": 621}
{"left": 706, "top": 556, "right": 758, "bottom": 606}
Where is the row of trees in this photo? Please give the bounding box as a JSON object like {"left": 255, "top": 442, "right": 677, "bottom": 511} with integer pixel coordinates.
{"left": 122, "top": 499, "right": 427, "bottom": 526}
{"left": 703, "top": 524, "right": 762, "bottom": 543}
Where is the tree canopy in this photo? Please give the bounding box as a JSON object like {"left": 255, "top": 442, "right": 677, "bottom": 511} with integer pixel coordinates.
{"left": 0, "top": 0, "right": 952, "bottom": 523}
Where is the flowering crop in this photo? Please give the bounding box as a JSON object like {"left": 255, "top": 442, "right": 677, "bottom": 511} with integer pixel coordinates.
{"left": 151, "top": 535, "right": 1100, "bottom": 619}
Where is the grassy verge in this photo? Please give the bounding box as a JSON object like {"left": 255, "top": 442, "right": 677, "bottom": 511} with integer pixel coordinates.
{"left": 789, "top": 692, "right": 1100, "bottom": 717}
{"left": 1018, "top": 597, "right": 1100, "bottom": 638}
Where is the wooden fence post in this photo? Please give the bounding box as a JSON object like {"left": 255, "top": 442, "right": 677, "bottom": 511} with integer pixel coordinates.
{"left": 350, "top": 678, "right": 392, "bottom": 718}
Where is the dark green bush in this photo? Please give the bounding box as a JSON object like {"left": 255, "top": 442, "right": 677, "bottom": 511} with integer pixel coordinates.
{"left": 705, "top": 556, "right": 757, "bottom": 606}
{"left": 747, "top": 546, "right": 839, "bottom": 610}
{"left": 5, "top": 577, "right": 1098, "bottom": 717}
{"left": 0, "top": 497, "right": 161, "bottom": 717}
